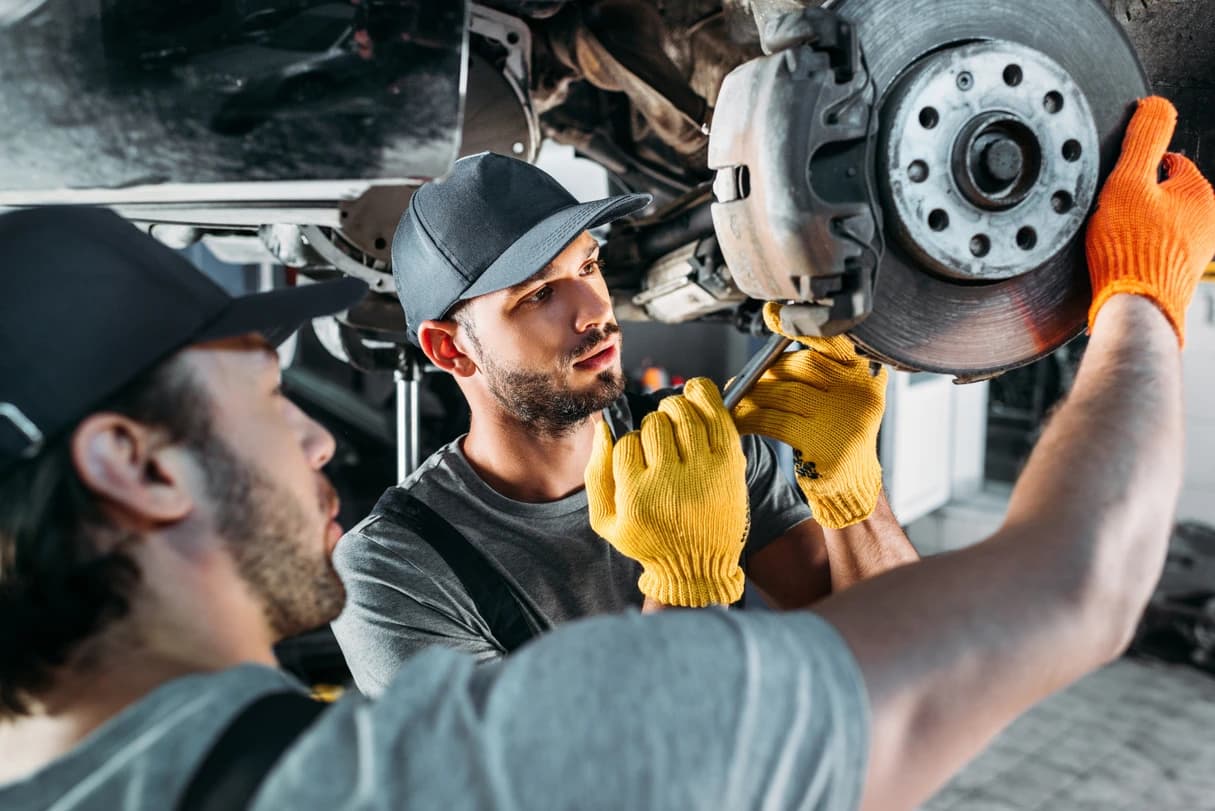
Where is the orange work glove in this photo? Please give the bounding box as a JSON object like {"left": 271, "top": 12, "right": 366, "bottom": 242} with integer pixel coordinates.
{"left": 1086, "top": 96, "right": 1215, "bottom": 346}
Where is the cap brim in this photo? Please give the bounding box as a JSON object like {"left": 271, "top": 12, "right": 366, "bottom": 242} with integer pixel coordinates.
{"left": 458, "top": 192, "right": 651, "bottom": 302}
{"left": 195, "top": 276, "right": 368, "bottom": 347}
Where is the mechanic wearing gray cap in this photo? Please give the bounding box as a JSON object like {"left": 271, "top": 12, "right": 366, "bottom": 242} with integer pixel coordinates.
{"left": 331, "top": 151, "right": 920, "bottom": 692}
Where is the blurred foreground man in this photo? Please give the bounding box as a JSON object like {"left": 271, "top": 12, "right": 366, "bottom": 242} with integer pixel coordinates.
{"left": 0, "top": 97, "right": 1211, "bottom": 810}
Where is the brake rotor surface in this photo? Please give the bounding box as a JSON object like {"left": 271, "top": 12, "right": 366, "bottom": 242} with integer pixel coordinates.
{"left": 834, "top": 0, "right": 1148, "bottom": 378}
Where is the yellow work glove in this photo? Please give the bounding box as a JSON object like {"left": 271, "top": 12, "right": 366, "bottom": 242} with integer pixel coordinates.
{"left": 731, "top": 302, "right": 886, "bottom": 529}
{"left": 585, "top": 377, "right": 749, "bottom": 607}
{"left": 1087, "top": 96, "right": 1215, "bottom": 346}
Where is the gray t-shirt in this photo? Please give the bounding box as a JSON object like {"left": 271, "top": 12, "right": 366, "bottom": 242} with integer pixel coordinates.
{"left": 332, "top": 392, "right": 814, "bottom": 694}
{"left": 0, "top": 610, "right": 869, "bottom": 811}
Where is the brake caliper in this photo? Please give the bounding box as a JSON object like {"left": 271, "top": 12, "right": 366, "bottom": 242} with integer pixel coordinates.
{"left": 709, "top": 7, "right": 882, "bottom": 337}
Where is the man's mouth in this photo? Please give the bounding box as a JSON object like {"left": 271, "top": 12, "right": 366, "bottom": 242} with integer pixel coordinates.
{"left": 320, "top": 478, "right": 343, "bottom": 549}
{"left": 319, "top": 477, "right": 340, "bottom": 518}
{"left": 574, "top": 340, "right": 619, "bottom": 371}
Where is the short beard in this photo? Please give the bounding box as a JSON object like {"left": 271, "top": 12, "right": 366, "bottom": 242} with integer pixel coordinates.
{"left": 197, "top": 434, "right": 345, "bottom": 640}
{"left": 471, "top": 323, "right": 625, "bottom": 437}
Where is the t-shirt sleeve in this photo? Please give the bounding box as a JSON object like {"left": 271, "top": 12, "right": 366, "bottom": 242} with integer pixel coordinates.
{"left": 741, "top": 433, "right": 815, "bottom": 554}
{"left": 330, "top": 520, "right": 503, "bottom": 697}
{"left": 260, "top": 609, "right": 870, "bottom": 811}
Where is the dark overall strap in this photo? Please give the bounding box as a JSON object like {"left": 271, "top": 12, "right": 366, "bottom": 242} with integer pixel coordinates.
{"left": 372, "top": 487, "right": 549, "bottom": 653}
{"left": 178, "top": 692, "right": 326, "bottom": 811}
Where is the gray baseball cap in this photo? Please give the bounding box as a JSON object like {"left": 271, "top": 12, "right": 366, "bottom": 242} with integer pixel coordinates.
{"left": 391, "top": 152, "right": 651, "bottom": 345}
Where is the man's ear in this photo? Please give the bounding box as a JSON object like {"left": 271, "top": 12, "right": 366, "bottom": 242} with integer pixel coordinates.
{"left": 70, "top": 414, "right": 194, "bottom": 539}
{"left": 418, "top": 319, "right": 478, "bottom": 378}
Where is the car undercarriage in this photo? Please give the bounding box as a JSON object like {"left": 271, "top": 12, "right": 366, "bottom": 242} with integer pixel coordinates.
{"left": 0, "top": 0, "right": 1211, "bottom": 379}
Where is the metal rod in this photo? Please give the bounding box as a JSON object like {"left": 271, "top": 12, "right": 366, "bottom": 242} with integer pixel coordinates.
{"left": 722, "top": 333, "right": 793, "bottom": 410}
{"left": 395, "top": 350, "right": 423, "bottom": 482}
{"left": 394, "top": 375, "right": 409, "bottom": 483}
{"left": 608, "top": 331, "right": 791, "bottom": 442}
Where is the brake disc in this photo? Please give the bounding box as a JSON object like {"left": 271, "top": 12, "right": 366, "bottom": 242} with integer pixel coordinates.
{"left": 836, "top": 0, "right": 1148, "bottom": 377}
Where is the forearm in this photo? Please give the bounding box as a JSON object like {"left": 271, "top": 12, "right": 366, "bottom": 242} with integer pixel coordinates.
{"left": 820, "top": 490, "right": 919, "bottom": 591}
{"left": 999, "top": 295, "right": 1182, "bottom": 629}
{"left": 854, "top": 295, "right": 1181, "bottom": 664}
{"left": 815, "top": 295, "right": 1183, "bottom": 810}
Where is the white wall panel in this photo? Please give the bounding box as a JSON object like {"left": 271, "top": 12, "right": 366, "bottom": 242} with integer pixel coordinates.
{"left": 1179, "top": 286, "right": 1215, "bottom": 525}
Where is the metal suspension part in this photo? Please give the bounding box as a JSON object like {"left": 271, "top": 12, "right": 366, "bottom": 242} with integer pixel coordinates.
{"left": 709, "top": 7, "right": 883, "bottom": 338}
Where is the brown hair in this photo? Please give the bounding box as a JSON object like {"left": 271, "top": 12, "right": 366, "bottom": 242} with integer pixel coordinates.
{"left": 0, "top": 355, "right": 209, "bottom": 717}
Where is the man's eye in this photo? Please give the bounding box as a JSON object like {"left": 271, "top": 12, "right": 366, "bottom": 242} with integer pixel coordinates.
{"left": 581, "top": 259, "right": 604, "bottom": 276}
{"left": 525, "top": 286, "right": 552, "bottom": 304}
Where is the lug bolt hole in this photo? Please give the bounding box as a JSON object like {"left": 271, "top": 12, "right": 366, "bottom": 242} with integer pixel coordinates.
{"left": 1044, "top": 91, "right": 1064, "bottom": 114}
{"left": 928, "top": 209, "right": 950, "bottom": 231}
{"left": 374, "top": 237, "right": 387, "bottom": 250}
{"left": 1062, "top": 139, "right": 1082, "bottom": 162}
{"left": 1016, "top": 227, "right": 1038, "bottom": 250}
{"left": 1051, "top": 190, "right": 1074, "bottom": 213}
{"left": 919, "top": 107, "right": 940, "bottom": 129}
{"left": 1003, "top": 64, "right": 1023, "bottom": 87}
{"left": 908, "top": 160, "right": 929, "bottom": 183}
{"left": 970, "top": 234, "right": 991, "bottom": 257}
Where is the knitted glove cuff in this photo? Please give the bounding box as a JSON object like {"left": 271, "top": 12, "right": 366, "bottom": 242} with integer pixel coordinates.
{"left": 804, "top": 463, "right": 884, "bottom": 530}
{"left": 1087, "top": 234, "right": 1191, "bottom": 346}
{"left": 638, "top": 553, "right": 746, "bottom": 608}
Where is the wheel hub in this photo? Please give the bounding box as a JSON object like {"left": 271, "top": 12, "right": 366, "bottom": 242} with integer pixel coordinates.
{"left": 829, "top": 0, "right": 1148, "bottom": 377}
{"left": 881, "top": 41, "right": 1100, "bottom": 282}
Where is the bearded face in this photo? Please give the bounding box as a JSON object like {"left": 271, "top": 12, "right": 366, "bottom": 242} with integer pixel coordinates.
{"left": 469, "top": 322, "right": 625, "bottom": 436}
{"left": 197, "top": 430, "right": 345, "bottom": 639}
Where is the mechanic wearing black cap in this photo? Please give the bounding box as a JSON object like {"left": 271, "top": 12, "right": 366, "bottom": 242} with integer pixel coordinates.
{"left": 330, "top": 151, "right": 920, "bottom": 692}
{"left": 0, "top": 206, "right": 873, "bottom": 809}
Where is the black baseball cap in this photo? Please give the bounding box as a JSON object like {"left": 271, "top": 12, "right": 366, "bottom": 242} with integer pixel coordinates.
{"left": 391, "top": 152, "right": 651, "bottom": 345}
{"left": 0, "top": 206, "right": 368, "bottom": 473}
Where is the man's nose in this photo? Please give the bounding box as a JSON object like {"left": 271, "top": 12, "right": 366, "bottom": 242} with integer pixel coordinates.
{"left": 294, "top": 404, "right": 336, "bottom": 469}
{"left": 572, "top": 277, "right": 613, "bottom": 333}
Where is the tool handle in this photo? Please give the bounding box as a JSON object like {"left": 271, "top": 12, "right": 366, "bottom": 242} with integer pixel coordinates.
{"left": 605, "top": 332, "right": 791, "bottom": 442}
{"left": 722, "top": 334, "right": 793, "bottom": 411}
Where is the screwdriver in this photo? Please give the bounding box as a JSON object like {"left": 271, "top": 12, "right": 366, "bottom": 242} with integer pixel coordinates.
{"left": 721, "top": 301, "right": 840, "bottom": 408}
{"left": 721, "top": 332, "right": 792, "bottom": 410}
{"left": 609, "top": 305, "right": 826, "bottom": 440}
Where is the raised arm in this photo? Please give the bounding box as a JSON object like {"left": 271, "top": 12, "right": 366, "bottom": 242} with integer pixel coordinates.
{"left": 813, "top": 96, "right": 1215, "bottom": 811}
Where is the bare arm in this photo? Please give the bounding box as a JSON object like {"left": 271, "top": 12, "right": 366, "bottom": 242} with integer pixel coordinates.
{"left": 815, "top": 295, "right": 1182, "bottom": 811}
{"left": 749, "top": 491, "right": 918, "bottom": 608}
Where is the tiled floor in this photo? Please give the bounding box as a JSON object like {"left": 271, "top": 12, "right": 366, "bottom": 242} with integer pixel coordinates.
{"left": 920, "top": 658, "right": 1215, "bottom": 810}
